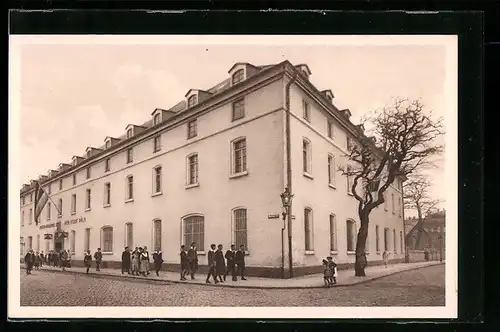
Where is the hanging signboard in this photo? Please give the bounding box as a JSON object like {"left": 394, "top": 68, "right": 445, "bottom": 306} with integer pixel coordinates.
{"left": 44, "top": 234, "right": 53, "bottom": 240}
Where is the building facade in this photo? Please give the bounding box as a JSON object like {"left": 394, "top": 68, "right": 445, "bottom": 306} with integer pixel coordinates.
{"left": 19, "top": 61, "right": 406, "bottom": 277}
{"left": 405, "top": 210, "right": 446, "bottom": 252}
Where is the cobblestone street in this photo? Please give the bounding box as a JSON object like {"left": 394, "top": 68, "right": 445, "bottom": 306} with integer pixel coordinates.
{"left": 20, "top": 265, "right": 445, "bottom": 307}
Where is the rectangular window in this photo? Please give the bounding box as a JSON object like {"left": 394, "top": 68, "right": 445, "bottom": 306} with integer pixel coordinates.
{"left": 127, "top": 128, "right": 133, "bottom": 138}
{"left": 104, "top": 158, "right": 110, "bottom": 172}
{"left": 346, "top": 165, "right": 353, "bottom": 194}
{"left": 234, "top": 209, "right": 248, "bottom": 249}
{"left": 400, "top": 231, "right": 404, "bottom": 253}
{"left": 20, "top": 237, "right": 24, "bottom": 256}
{"left": 327, "top": 121, "right": 334, "bottom": 138}
{"left": 153, "top": 135, "right": 161, "bottom": 153}
{"left": 59, "top": 179, "right": 63, "bottom": 191}
{"left": 73, "top": 174, "right": 77, "bottom": 186}
{"left": 232, "top": 98, "right": 245, "bottom": 121}
{"left": 86, "top": 167, "right": 91, "bottom": 179}
{"left": 47, "top": 184, "right": 51, "bottom": 194}
{"left": 188, "top": 155, "right": 198, "bottom": 185}
{"left": 346, "top": 221, "right": 356, "bottom": 252}
{"left": 384, "top": 191, "right": 388, "bottom": 210}
{"left": 302, "top": 100, "right": 310, "bottom": 122}
{"left": 384, "top": 228, "right": 389, "bottom": 251}
{"left": 303, "top": 139, "right": 311, "bottom": 174}
{"left": 58, "top": 198, "right": 62, "bottom": 217}
{"left": 188, "top": 95, "right": 198, "bottom": 108}
{"left": 328, "top": 155, "right": 335, "bottom": 186}
{"left": 28, "top": 236, "right": 33, "bottom": 251}
{"left": 30, "top": 193, "right": 33, "bottom": 202}
{"left": 183, "top": 216, "right": 204, "bottom": 251}
{"left": 347, "top": 136, "right": 352, "bottom": 151}
{"left": 127, "top": 176, "right": 134, "bottom": 200}
{"left": 46, "top": 202, "right": 51, "bottom": 220}
{"left": 86, "top": 189, "right": 91, "bottom": 210}
{"left": 329, "top": 215, "right": 337, "bottom": 251}
{"left": 36, "top": 234, "right": 40, "bottom": 251}
{"left": 187, "top": 119, "right": 197, "bottom": 139}
{"left": 304, "top": 208, "right": 313, "bottom": 251}
{"left": 21, "top": 211, "right": 24, "bottom": 227}
{"left": 392, "top": 193, "right": 395, "bottom": 214}
{"left": 71, "top": 230, "right": 76, "bottom": 253}
{"left": 105, "top": 140, "right": 111, "bottom": 149}
{"left": 393, "top": 229, "right": 397, "bottom": 253}
{"left": 127, "top": 148, "right": 133, "bottom": 164}
{"left": 126, "top": 223, "right": 133, "bottom": 249}
{"left": 154, "top": 220, "right": 162, "bottom": 251}
{"left": 153, "top": 113, "right": 161, "bottom": 125}
{"left": 104, "top": 183, "right": 111, "bottom": 205}
{"left": 71, "top": 194, "right": 76, "bottom": 214}
{"left": 154, "top": 167, "right": 162, "bottom": 193}
{"left": 84, "top": 228, "right": 90, "bottom": 251}
{"left": 233, "top": 139, "right": 247, "bottom": 174}
{"left": 29, "top": 208, "right": 33, "bottom": 224}
{"left": 22, "top": 196, "right": 25, "bottom": 205}
{"left": 376, "top": 225, "right": 380, "bottom": 252}
{"left": 45, "top": 238, "right": 49, "bottom": 253}
{"left": 399, "top": 197, "right": 403, "bottom": 216}
{"left": 102, "top": 227, "right": 113, "bottom": 253}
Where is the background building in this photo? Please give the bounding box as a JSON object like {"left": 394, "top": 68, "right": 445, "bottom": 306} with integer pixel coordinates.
{"left": 405, "top": 210, "right": 446, "bottom": 252}
{"left": 20, "top": 60, "right": 405, "bottom": 277}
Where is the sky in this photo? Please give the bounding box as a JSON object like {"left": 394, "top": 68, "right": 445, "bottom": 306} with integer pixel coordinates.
{"left": 13, "top": 36, "right": 448, "bottom": 212}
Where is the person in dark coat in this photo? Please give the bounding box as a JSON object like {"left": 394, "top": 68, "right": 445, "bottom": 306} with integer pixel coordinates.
{"left": 187, "top": 242, "right": 198, "bottom": 280}
{"left": 224, "top": 244, "right": 237, "bottom": 281}
{"left": 235, "top": 244, "right": 247, "bottom": 280}
{"left": 215, "top": 244, "right": 225, "bottom": 283}
{"left": 180, "top": 245, "right": 188, "bottom": 280}
{"left": 84, "top": 250, "right": 92, "bottom": 274}
{"left": 94, "top": 248, "right": 102, "bottom": 271}
{"left": 24, "top": 250, "right": 34, "bottom": 274}
{"left": 60, "top": 249, "right": 69, "bottom": 271}
{"left": 47, "top": 251, "right": 52, "bottom": 266}
{"left": 121, "top": 246, "right": 131, "bottom": 274}
{"left": 152, "top": 248, "right": 163, "bottom": 276}
{"left": 39, "top": 251, "right": 44, "bottom": 267}
{"left": 205, "top": 244, "right": 218, "bottom": 284}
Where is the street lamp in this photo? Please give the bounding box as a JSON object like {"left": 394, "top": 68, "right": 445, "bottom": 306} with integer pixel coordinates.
{"left": 280, "top": 187, "right": 294, "bottom": 278}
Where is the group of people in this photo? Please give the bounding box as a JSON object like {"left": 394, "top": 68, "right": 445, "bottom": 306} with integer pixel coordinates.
{"left": 24, "top": 249, "right": 72, "bottom": 274}
{"left": 202, "top": 243, "right": 247, "bottom": 284}
{"left": 322, "top": 256, "right": 338, "bottom": 287}
{"left": 120, "top": 246, "right": 164, "bottom": 276}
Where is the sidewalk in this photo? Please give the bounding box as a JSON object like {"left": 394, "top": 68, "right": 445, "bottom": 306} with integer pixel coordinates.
{"left": 20, "top": 261, "right": 443, "bottom": 289}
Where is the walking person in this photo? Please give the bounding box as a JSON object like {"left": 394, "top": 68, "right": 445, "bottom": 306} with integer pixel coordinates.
{"left": 131, "top": 247, "right": 140, "bottom": 276}
{"left": 224, "top": 244, "right": 237, "bottom": 281}
{"left": 235, "top": 244, "right": 247, "bottom": 280}
{"left": 39, "top": 251, "right": 44, "bottom": 267}
{"left": 47, "top": 251, "right": 52, "bottom": 267}
{"left": 383, "top": 250, "right": 389, "bottom": 268}
{"left": 143, "top": 246, "right": 151, "bottom": 275}
{"left": 60, "top": 249, "right": 69, "bottom": 271}
{"left": 34, "top": 252, "right": 41, "bottom": 270}
{"left": 322, "top": 259, "right": 332, "bottom": 287}
{"left": 121, "top": 246, "right": 131, "bottom": 274}
{"left": 140, "top": 247, "right": 149, "bottom": 276}
{"left": 205, "top": 244, "right": 218, "bottom": 284}
{"left": 152, "top": 248, "right": 163, "bottom": 277}
{"left": 84, "top": 250, "right": 92, "bottom": 274}
{"left": 180, "top": 245, "right": 188, "bottom": 281}
{"left": 94, "top": 248, "right": 102, "bottom": 271}
{"left": 53, "top": 250, "right": 59, "bottom": 267}
{"left": 327, "top": 256, "right": 337, "bottom": 285}
{"left": 215, "top": 244, "right": 225, "bottom": 283}
{"left": 24, "top": 250, "right": 34, "bottom": 274}
{"left": 187, "top": 242, "right": 198, "bottom": 280}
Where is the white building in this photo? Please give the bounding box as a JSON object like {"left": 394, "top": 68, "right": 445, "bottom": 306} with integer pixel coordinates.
{"left": 19, "top": 61, "right": 405, "bottom": 278}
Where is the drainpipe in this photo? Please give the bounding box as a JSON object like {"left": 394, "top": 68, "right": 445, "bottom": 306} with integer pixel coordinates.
{"left": 284, "top": 72, "right": 298, "bottom": 278}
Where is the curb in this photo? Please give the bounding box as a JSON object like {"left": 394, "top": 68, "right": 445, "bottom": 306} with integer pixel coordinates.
{"left": 20, "top": 262, "right": 444, "bottom": 290}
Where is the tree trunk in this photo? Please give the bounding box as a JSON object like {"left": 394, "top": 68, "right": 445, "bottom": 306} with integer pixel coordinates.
{"left": 415, "top": 204, "right": 424, "bottom": 249}
{"left": 354, "top": 212, "right": 369, "bottom": 277}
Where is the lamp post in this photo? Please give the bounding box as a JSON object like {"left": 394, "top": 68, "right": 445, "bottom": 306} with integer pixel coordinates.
{"left": 280, "top": 187, "right": 294, "bottom": 278}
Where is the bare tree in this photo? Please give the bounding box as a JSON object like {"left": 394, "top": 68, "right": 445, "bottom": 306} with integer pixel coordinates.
{"left": 339, "top": 98, "right": 444, "bottom": 277}
{"left": 403, "top": 174, "right": 443, "bottom": 249}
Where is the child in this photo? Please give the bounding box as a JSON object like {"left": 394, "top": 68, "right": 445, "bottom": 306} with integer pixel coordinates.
{"left": 322, "top": 259, "right": 332, "bottom": 287}
{"left": 327, "top": 256, "right": 337, "bottom": 285}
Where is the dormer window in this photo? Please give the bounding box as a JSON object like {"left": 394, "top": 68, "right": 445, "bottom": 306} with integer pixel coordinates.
{"left": 105, "top": 140, "right": 111, "bottom": 149}
{"left": 188, "top": 95, "right": 198, "bottom": 108}
{"left": 232, "top": 69, "right": 245, "bottom": 85}
{"left": 153, "top": 113, "right": 161, "bottom": 125}
{"left": 126, "top": 128, "right": 133, "bottom": 139}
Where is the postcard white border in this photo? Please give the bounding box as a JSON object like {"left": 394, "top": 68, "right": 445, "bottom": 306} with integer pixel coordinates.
{"left": 8, "top": 35, "right": 458, "bottom": 319}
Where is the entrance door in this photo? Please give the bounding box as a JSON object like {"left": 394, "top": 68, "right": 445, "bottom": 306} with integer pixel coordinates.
{"left": 54, "top": 238, "right": 64, "bottom": 252}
